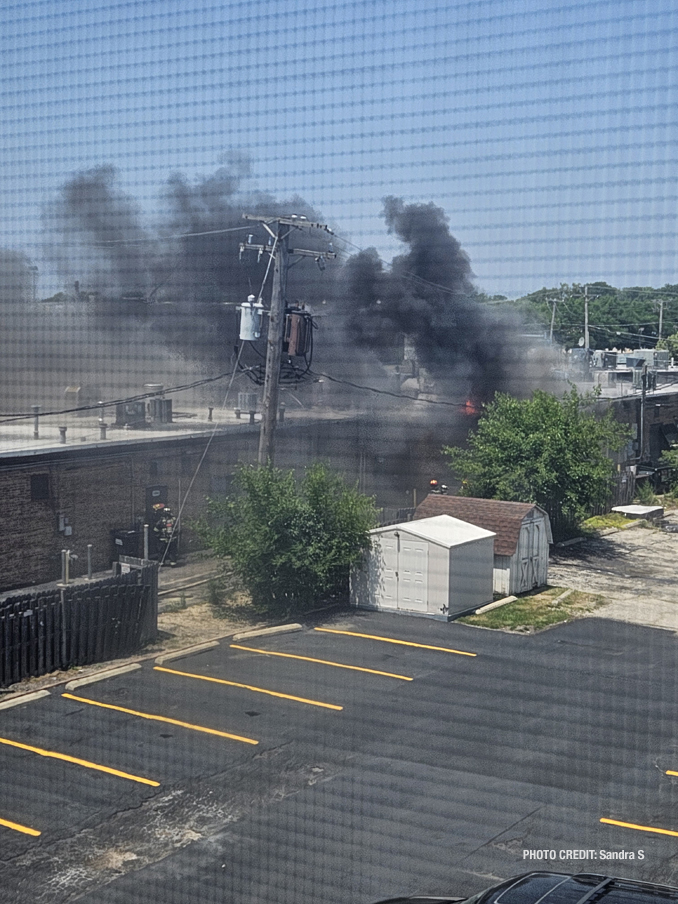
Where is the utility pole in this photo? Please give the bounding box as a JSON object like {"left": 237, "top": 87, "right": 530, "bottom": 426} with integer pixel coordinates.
{"left": 258, "top": 218, "right": 288, "bottom": 465}
{"left": 656, "top": 298, "right": 664, "bottom": 342}
{"left": 639, "top": 363, "right": 647, "bottom": 463}
{"left": 240, "top": 214, "right": 335, "bottom": 465}
{"left": 549, "top": 297, "right": 557, "bottom": 344}
{"left": 584, "top": 285, "right": 590, "bottom": 351}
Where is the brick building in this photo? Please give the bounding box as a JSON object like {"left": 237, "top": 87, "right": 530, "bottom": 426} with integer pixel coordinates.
{"left": 1, "top": 417, "right": 367, "bottom": 591}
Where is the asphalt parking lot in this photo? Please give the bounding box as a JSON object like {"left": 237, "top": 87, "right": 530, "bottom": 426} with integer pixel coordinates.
{"left": 3, "top": 611, "right": 678, "bottom": 903}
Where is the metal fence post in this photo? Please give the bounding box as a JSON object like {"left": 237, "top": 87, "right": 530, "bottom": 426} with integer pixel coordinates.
{"left": 87, "top": 544, "right": 93, "bottom": 580}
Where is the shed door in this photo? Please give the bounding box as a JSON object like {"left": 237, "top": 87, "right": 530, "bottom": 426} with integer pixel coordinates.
{"left": 519, "top": 521, "right": 541, "bottom": 590}
{"left": 531, "top": 522, "right": 542, "bottom": 586}
{"left": 375, "top": 535, "right": 399, "bottom": 608}
{"left": 398, "top": 541, "right": 428, "bottom": 612}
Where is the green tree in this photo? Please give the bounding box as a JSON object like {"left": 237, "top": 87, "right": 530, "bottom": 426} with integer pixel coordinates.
{"left": 200, "top": 463, "right": 377, "bottom": 614}
{"left": 443, "top": 389, "right": 629, "bottom": 535}
{"left": 657, "top": 331, "right": 678, "bottom": 359}
{"left": 512, "top": 283, "right": 678, "bottom": 349}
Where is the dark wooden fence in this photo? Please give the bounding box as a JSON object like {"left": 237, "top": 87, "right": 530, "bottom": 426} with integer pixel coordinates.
{"left": 0, "top": 562, "right": 158, "bottom": 688}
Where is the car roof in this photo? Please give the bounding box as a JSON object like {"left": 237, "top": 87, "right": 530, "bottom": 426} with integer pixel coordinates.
{"left": 485, "top": 872, "right": 678, "bottom": 904}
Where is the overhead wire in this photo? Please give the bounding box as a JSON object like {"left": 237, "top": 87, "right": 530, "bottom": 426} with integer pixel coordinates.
{"left": 0, "top": 371, "right": 238, "bottom": 424}
{"left": 94, "top": 226, "right": 253, "bottom": 245}
{"left": 308, "top": 370, "right": 470, "bottom": 408}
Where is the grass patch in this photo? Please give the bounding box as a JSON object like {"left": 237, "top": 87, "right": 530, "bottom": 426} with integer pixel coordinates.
{"left": 581, "top": 512, "right": 639, "bottom": 533}
{"left": 205, "top": 574, "right": 261, "bottom": 625}
{"left": 458, "top": 585, "right": 608, "bottom": 632}
{"left": 163, "top": 593, "right": 188, "bottom": 612}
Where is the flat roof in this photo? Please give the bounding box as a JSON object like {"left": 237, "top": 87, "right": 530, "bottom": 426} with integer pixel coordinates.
{"left": 0, "top": 406, "right": 359, "bottom": 462}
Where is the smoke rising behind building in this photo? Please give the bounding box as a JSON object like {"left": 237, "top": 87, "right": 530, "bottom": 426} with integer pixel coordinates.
{"left": 340, "top": 197, "right": 534, "bottom": 404}
{"left": 0, "top": 160, "right": 556, "bottom": 421}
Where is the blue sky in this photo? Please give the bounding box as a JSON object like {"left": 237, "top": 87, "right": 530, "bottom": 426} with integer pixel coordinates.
{"left": 1, "top": 0, "right": 677, "bottom": 296}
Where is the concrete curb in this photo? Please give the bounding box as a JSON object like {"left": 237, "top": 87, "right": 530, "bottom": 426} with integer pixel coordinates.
{"left": 549, "top": 588, "right": 575, "bottom": 607}
{"left": 155, "top": 640, "right": 220, "bottom": 664}
{"left": 556, "top": 536, "right": 586, "bottom": 547}
{"left": 65, "top": 663, "right": 142, "bottom": 690}
{"left": 0, "top": 689, "right": 51, "bottom": 711}
{"left": 232, "top": 623, "right": 303, "bottom": 642}
{"left": 475, "top": 596, "right": 517, "bottom": 615}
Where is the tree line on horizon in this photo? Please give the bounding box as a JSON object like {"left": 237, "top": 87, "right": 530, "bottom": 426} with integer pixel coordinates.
{"left": 478, "top": 282, "right": 678, "bottom": 353}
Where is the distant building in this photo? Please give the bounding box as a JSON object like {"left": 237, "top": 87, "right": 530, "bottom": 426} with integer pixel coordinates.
{"left": 414, "top": 495, "right": 552, "bottom": 596}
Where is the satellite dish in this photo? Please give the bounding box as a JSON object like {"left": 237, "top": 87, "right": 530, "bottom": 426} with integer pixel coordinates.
{"left": 578, "top": 337, "right": 585, "bottom": 347}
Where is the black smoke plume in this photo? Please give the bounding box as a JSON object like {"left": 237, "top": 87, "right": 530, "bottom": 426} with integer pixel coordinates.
{"left": 42, "top": 169, "right": 544, "bottom": 410}
{"left": 340, "top": 197, "right": 526, "bottom": 402}
{"left": 42, "top": 158, "right": 337, "bottom": 373}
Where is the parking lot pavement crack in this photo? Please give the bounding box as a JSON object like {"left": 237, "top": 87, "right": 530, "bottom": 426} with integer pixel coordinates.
{"left": 0, "top": 754, "right": 344, "bottom": 904}
{"left": 456, "top": 806, "right": 544, "bottom": 864}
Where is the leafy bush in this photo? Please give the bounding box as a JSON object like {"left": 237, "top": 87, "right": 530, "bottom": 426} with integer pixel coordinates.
{"left": 199, "top": 463, "right": 377, "bottom": 615}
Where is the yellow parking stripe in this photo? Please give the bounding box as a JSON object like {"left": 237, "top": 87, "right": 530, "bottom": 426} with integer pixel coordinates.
{"left": 601, "top": 817, "right": 678, "bottom": 838}
{"left": 62, "top": 693, "right": 258, "bottom": 745}
{"left": 314, "top": 627, "right": 477, "bottom": 657}
{"left": 666, "top": 770, "right": 678, "bottom": 777}
{"left": 0, "top": 816, "right": 41, "bottom": 837}
{"left": 154, "top": 665, "right": 343, "bottom": 711}
{"left": 230, "top": 644, "right": 413, "bottom": 681}
{"left": 0, "top": 735, "right": 159, "bottom": 787}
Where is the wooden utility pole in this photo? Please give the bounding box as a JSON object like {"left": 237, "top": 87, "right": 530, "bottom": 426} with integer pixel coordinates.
{"left": 639, "top": 363, "right": 648, "bottom": 463}
{"left": 258, "top": 219, "right": 288, "bottom": 464}
{"left": 656, "top": 298, "right": 664, "bottom": 342}
{"left": 240, "top": 214, "right": 335, "bottom": 465}
{"left": 584, "top": 285, "right": 590, "bottom": 350}
{"left": 548, "top": 297, "right": 557, "bottom": 344}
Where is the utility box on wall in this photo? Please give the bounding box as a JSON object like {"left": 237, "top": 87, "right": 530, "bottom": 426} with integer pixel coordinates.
{"left": 351, "top": 514, "right": 495, "bottom": 620}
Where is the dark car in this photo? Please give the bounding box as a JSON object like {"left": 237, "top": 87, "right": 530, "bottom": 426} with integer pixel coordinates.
{"left": 374, "top": 871, "right": 678, "bottom": 904}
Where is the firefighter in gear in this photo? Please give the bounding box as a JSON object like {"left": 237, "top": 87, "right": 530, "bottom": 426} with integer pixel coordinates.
{"left": 152, "top": 503, "right": 178, "bottom": 565}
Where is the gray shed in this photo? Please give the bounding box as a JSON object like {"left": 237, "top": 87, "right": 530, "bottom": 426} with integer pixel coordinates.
{"left": 350, "top": 514, "right": 495, "bottom": 620}
{"left": 414, "top": 496, "right": 552, "bottom": 596}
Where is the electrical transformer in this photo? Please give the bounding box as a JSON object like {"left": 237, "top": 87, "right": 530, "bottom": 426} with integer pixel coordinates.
{"left": 283, "top": 307, "right": 312, "bottom": 356}
{"left": 238, "top": 294, "right": 264, "bottom": 340}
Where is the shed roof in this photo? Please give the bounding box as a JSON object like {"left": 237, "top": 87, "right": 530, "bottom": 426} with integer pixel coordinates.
{"left": 414, "top": 495, "right": 550, "bottom": 556}
{"left": 372, "top": 514, "right": 495, "bottom": 550}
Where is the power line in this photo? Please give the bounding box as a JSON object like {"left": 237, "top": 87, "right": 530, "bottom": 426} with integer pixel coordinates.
{"left": 309, "top": 370, "right": 470, "bottom": 408}
{"left": 0, "top": 370, "right": 238, "bottom": 424}
{"left": 93, "top": 225, "right": 253, "bottom": 246}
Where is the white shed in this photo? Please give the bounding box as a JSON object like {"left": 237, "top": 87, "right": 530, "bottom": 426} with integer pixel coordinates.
{"left": 350, "top": 514, "right": 495, "bottom": 620}
{"left": 414, "top": 496, "right": 552, "bottom": 596}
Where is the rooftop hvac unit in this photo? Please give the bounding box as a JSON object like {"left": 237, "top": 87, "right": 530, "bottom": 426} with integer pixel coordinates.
{"left": 237, "top": 392, "right": 259, "bottom": 412}
{"left": 64, "top": 386, "right": 93, "bottom": 417}
{"left": 148, "top": 398, "right": 172, "bottom": 423}
{"left": 115, "top": 401, "right": 146, "bottom": 427}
